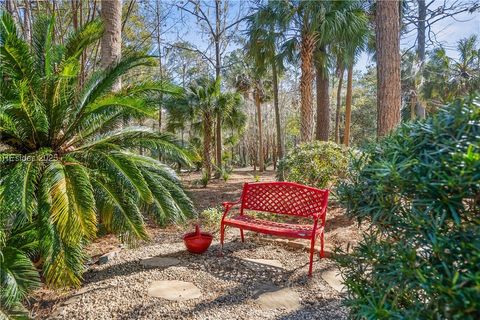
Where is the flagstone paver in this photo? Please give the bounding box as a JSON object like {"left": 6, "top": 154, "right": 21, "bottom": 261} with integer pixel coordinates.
{"left": 147, "top": 280, "right": 201, "bottom": 301}
{"left": 321, "top": 269, "right": 346, "bottom": 293}
{"left": 253, "top": 284, "right": 301, "bottom": 311}
{"left": 242, "top": 258, "right": 284, "bottom": 268}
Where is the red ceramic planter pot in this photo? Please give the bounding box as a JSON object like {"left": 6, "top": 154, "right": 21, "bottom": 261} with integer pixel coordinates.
{"left": 183, "top": 225, "right": 213, "bottom": 254}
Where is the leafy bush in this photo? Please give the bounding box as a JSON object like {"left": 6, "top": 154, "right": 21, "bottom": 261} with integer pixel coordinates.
{"left": 199, "top": 207, "right": 223, "bottom": 232}
{"left": 335, "top": 96, "right": 480, "bottom": 319}
{"left": 0, "top": 11, "right": 193, "bottom": 295}
{"left": 278, "top": 141, "right": 349, "bottom": 189}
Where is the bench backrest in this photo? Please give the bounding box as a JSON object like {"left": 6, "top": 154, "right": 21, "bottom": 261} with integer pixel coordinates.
{"left": 240, "top": 182, "right": 329, "bottom": 219}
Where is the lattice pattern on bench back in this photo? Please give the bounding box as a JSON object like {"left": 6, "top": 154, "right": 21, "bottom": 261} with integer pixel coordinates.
{"left": 241, "top": 182, "right": 328, "bottom": 218}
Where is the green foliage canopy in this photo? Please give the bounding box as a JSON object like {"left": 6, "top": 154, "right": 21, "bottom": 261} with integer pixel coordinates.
{"left": 336, "top": 96, "right": 480, "bottom": 319}
{"left": 0, "top": 11, "right": 194, "bottom": 302}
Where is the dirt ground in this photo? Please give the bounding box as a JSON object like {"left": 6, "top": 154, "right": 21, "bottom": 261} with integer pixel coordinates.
{"left": 30, "top": 167, "right": 363, "bottom": 319}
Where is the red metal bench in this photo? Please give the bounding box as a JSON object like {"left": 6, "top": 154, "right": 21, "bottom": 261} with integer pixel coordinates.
{"left": 220, "top": 182, "right": 329, "bottom": 276}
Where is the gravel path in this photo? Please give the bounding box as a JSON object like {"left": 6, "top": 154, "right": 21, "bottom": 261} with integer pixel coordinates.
{"left": 45, "top": 230, "right": 348, "bottom": 320}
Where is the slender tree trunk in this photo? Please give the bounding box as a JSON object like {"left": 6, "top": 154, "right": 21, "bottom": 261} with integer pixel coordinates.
{"left": 415, "top": 0, "right": 427, "bottom": 119}
{"left": 155, "top": 0, "right": 163, "bottom": 134}
{"left": 376, "top": 0, "right": 401, "bottom": 137}
{"left": 315, "top": 62, "right": 330, "bottom": 141}
{"left": 71, "top": 0, "right": 79, "bottom": 31}
{"left": 343, "top": 64, "right": 353, "bottom": 146}
{"left": 214, "top": 0, "right": 222, "bottom": 177}
{"left": 335, "top": 64, "right": 345, "bottom": 144}
{"left": 23, "top": 0, "right": 32, "bottom": 44}
{"left": 299, "top": 31, "right": 316, "bottom": 142}
{"left": 6, "top": 0, "right": 20, "bottom": 30}
{"left": 272, "top": 58, "right": 284, "bottom": 179}
{"left": 100, "top": 0, "right": 122, "bottom": 91}
{"left": 203, "top": 112, "right": 213, "bottom": 179}
{"left": 255, "top": 89, "right": 265, "bottom": 172}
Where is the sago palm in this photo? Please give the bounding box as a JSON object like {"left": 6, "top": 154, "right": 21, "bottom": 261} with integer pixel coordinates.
{"left": 0, "top": 12, "right": 194, "bottom": 290}
{"left": 0, "top": 224, "right": 40, "bottom": 319}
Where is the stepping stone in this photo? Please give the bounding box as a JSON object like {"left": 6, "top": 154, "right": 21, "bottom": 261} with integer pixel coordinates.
{"left": 253, "top": 284, "right": 300, "bottom": 311}
{"left": 147, "top": 280, "right": 201, "bottom": 301}
{"left": 242, "top": 258, "right": 284, "bottom": 268}
{"left": 321, "top": 269, "right": 346, "bottom": 293}
{"left": 140, "top": 257, "right": 180, "bottom": 268}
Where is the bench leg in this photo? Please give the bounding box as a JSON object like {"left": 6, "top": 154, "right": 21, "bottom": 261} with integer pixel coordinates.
{"left": 240, "top": 229, "right": 245, "bottom": 242}
{"left": 319, "top": 232, "right": 325, "bottom": 258}
{"left": 308, "top": 236, "right": 316, "bottom": 276}
{"left": 219, "top": 224, "right": 225, "bottom": 255}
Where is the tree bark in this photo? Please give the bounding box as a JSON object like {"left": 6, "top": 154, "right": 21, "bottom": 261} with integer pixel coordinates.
{"left": 299, "top": 32, "right": 315, "bottom": 143}
{"left": 100, "top": 0, "right": 122, "bottom": 91}
{"left": 203, "top": 112, "right": 213, "bottom": 179}
{"left": 214, "top": 0, "right": 222, "bottom": 177}
{"left": 335, "top": 64, "right": 344, "bottom": 144}
{"left": 155, "top": 0, "right": 163, "bottom": 134}
{"left": 315, "top": 62, "right": 330, "bottom": 141}
{"left": 376, "top": 0, "right": 401, "bottom": 137}
{"left": 415, "top": 0, "right": 427, "bottom": 119}
{"left": 23, "top": 0, "right": 32, "bottom": 44}
{"left": 343, "top": 64, "right": 353, "bottom": 146}
{"left": 272, "top": 58, "right": 284, "bottom": 178}
{"left": 255, "top": 89, "right": 265, "bottom": 172}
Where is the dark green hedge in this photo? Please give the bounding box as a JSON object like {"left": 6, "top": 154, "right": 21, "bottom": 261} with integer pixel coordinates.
{"left": 335, "top": 96, "right": 480, "bottom": 319}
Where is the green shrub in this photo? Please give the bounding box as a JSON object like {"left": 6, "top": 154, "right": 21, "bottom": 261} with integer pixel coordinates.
{"left": 278, "top": 141, "right": 349, "bottom": 189}
{"left": 199, "top": 207, "right": 223, "bottom": 232}
{"left": 335, "top": 96, "right": 480, "bottom": 319}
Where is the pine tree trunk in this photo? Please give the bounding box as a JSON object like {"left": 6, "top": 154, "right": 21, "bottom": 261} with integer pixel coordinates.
{"left": 255, "top": 89, "right": 265, "bottom": 172}
{"left": 343, "top": 64, "right": 353, "bottom": 146}
{"left": 335, "top": 64, "right": 345, "bottom": 144}
{"left": 299, "top": 32, "right": 315, "bottom": 142}
{"left": 376, "top": 0, "right": 401, "bottom": 137}
{"left": 315, "top": 62, "right": 330, "bottom": 141}
{"left": 100, "top": 0, "right": 122, "bottom": 91}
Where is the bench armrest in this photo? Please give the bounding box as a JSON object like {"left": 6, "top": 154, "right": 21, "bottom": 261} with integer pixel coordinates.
{"left": 221, "top": 200, "right": 241, "bottom": 220}
{"left": 222, "top": 200, "right": 241, "bottom": 209}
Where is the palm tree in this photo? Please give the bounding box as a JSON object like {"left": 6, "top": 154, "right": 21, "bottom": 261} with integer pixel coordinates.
{"left": 185, "top": 78, "right": 221, "bottom": 180}
{"left": 265, "top": 0, "right": 367, "bottom": 142}
{"left": 270, "top": 0, "right": 322, "bottom": 142}
{"left": 100, "top": 0, "right": 123, "bottom": 91}
{"left": 421, "top": 35, "right": 479, "bottom": 109}
{"left": 313, "top": 0, "right": 369, "bottom": 142}
{"left": 166, "top": 78, "right": 245, "bottom": 179}
{"left": 246, "top": 6, "right": 285, "bottom": 174}
{"left": 0, "top": 13, "right": 194, "bottom": 288}
{"left": 340, "top": 5, "right": 370, "bottom": 146}
{"left": 376, "top": 0, "right": 401, "bottom": 137}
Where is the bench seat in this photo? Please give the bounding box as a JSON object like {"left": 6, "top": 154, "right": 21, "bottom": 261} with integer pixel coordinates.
{"left": 223, "top": 215, "right": 322, "bottom": 239}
